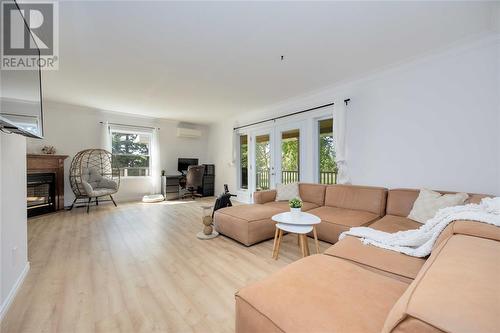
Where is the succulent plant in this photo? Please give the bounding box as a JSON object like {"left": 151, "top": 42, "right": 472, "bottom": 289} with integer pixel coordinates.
{"left": 289, "top": 197, "right": 303, "bottom": 208}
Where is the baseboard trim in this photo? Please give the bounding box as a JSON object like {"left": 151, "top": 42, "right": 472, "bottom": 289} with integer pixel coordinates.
{"left": 0, "top": 262, "right": 30, "bottom": 322}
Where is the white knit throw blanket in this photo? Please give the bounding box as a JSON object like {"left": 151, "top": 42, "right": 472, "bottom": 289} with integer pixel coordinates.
{"left": 339, "top": 197, "right": 500, "bottom": 257}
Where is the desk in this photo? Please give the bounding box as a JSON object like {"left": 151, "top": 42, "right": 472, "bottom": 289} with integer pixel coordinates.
{"left": 161, "top": 175, "right": 183, "bottom": 200}
{"left": 161, "top": 164, "right": 215, "bottom": 200}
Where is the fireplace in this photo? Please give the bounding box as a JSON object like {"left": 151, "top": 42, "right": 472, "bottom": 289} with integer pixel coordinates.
{"left": 27, "top": 154, "right": 68, "bottom": 217}
{"left": 27, "top": 173, "right": 56, "bottom": 217}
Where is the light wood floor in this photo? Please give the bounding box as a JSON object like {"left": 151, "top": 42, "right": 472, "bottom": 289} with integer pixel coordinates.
{"left": 1, "top": 198, "right": 330, "bottom": 333}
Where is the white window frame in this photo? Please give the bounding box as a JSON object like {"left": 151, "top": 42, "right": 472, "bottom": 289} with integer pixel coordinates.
{"left": 313, "top": 115, "right": 336, "bottom": 184}
{"left": 110, "top": 129, "right": 152, "bottom": 178}
{"left": 237, "top": 131, "right": 250, "bottom": 191}
{"left": 235, "top": 105, "right": 334, "bottom": 202}
{"left": 252, "top": 126, "right": 275, "bottom": 191}
{"left": 274, "top": 120, "right": 306, "bottom": 185}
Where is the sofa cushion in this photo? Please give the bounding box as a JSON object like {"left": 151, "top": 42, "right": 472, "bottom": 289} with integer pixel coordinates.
{"left": 214, "top": 204, "right": 284, "bottom": 245}
{"left": 236, "top": 297, "right": 282, "bottom": 333}
{"left": 386, "top": 189, "right": 423, "bottom": 217}
{"left": 308, "top": 206, "right": 380, "bottom": 243}
{"left": 264, "top": 201, "right": 318, "bottom": 212}
{"left": 216, "top": 204, "right": 282, "bottom": 222}
{"left": 253, "top": 190, "right": 277, "bottom": 204}
{"left": 433, "top": 219, "right": 500, "bottom": 252}
{"left": 324, "top": 184, "right": 387, "bottom": 216}
{"left": 368, "top": 215, "right": 421, "bottom": 233}
{"left": 386, "top": 188, "right": 490, "bottom": 217}
{"left": 407, "top": 188, "right": 468, "bottom": 224}
{"left": 383, "top": 235, "right": 500, "bottom": 333}
{"left": 324, "top": 236, "right": 425, "bottom": 282}
{"left": 236, "top": 255, "right": 408, "bottom": 333}
{"left": 309, "top": 206, "right": 379, "bottom": 227}
{"left": 299, "top": 183, "right": 326, "bottom": 206}
{"left": 275, "top": 182, "right": 301, "bottom": 201}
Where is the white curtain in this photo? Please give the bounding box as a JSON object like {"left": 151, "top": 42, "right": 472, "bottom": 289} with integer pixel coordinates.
{"left": 230, "top": 128, "right": 239, "bottom": 166}
{"left": 150, "top": 128, "right": 161, "bottom": 194}
{"left": 334, "top": 99, "right": 351, "bottom": 184}
{"left": 101, "top": 121, "right": 111, "bottom": 151}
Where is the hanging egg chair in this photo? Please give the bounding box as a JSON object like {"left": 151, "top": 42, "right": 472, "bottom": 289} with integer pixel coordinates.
{"left": 69, "top": 149, "right": 120, "bottom": 212}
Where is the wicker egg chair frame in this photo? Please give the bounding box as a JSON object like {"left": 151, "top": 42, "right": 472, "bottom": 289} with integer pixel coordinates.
{"left": 69, "top": 149, "right": 120, "bottom": 212}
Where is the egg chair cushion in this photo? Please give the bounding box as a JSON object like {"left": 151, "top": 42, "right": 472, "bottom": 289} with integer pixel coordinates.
{"left": 82, "top": 167, "right": 101, "bottom": 190}
{"left": 81, "top": 167, "right": 118, "bottom": 197}
{"left": 88, "top": 188, "right": 118, "bottom": 197}
{"left": 97, "top": 178, "right": 119, "bottom": 191}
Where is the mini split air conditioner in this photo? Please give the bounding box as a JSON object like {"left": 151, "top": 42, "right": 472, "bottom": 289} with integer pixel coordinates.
{"left": 176, "top": 127, "right": 202, "bottom": 138}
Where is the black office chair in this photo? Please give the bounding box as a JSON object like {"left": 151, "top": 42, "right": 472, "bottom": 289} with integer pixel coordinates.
{"left": 182, "top": 165, "right": 205, "bottom": 200}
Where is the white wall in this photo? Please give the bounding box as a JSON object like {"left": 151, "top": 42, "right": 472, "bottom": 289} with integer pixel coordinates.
{"left": 27, "top": 101, "right": 210, "bottom": 205}
{"left": 0, "top": 132, "right": 29, "bottom": 319}
{"left": 208, "top": 36, "right": 500, "bottom": 199}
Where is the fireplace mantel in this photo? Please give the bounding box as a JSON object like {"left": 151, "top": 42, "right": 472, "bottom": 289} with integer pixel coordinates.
{"left": 27, "top": 154, "right": 68, "bottom": 212}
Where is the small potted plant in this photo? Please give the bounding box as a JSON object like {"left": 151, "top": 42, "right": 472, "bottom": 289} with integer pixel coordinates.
{"left": 289, "top": 197, "right": 303, "bottom": 217}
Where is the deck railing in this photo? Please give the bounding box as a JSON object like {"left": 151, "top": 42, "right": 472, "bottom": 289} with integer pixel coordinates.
{"left": 256, "top": 169, "right": 270, "bottom": 190}
{"left": 281, "top": 170, "right": 300, "bottom": 184}
{"left": 119, "top": 167, "right": 150, "bottom": 177}
{"left": 319, "top": 171, "right": 337, "bottom": 185}
{"left": 255, "top": 170, "right": 337, "bottom": 190}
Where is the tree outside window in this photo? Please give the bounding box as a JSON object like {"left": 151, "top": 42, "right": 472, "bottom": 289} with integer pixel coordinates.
{"left": 111, "top": 131, "right": 151, "bottom": 177}
{"left": 281, "top": 129, "right": 300, "bottom": 184}
{"left": 255, "top": 134, "right": 271, "bottom": 190}
{"left": 239, "top": 135, "right": 248, "bottom": 189}
{"left": 318, "top": 118, "right": 337, "bottom": 184}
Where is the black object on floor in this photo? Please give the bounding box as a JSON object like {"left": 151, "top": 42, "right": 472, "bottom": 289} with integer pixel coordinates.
{"left": 212, "top": 184, "right": 236, "bottom": 218}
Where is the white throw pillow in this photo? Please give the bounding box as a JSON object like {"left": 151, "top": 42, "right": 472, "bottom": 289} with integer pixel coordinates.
{"left": 408, "top": 188, "right": 469, "bottom": 224}
{"left": 275, "top": 182, "right": 301, "bottom": 202}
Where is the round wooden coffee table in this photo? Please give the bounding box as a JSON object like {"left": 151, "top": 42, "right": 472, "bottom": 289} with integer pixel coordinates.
{"left": 271, "top": 212, "right": 321, "bottom": 259}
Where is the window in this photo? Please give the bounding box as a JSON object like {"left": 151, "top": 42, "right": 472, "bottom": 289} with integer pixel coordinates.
{"left": 281, "top": 129, "right": 300, "bottom": 184}
{"left": 239, "top": 134, "right": 248, "bottom": 189}
{"left": 111, "top": 131, "right": 151, "bottom": 177}
{"left": 318, "top": 118, "right": 337, "bottom": 184}
{"left": 255, "top": 134, "right": 271, "bottom": 191}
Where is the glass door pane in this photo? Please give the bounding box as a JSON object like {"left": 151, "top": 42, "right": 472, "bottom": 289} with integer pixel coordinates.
{"left": 255, "top": 134, "right": 271, "bottom": 191}
{"left": 280, "top": 129, "right": 300, "bottom": 184}
{"left": 239, "top": 135, "right": 248, "bottom": 189}
{"left": 318, "top": 118, "right": 336, "bottom": 184}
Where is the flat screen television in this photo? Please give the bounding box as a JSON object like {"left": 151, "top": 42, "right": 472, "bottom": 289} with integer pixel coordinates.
{"left": 178, "top": 158, "right": 199, "bottom": 174}
{"left": 0, "top": 0, "right": 44, "bottom": 138}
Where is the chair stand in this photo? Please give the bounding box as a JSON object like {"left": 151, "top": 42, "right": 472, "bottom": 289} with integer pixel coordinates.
{"left": 68, "top": 195, "right": 117, "bottom": 213}
{"left": 181, "top": 189, "right": 202, "bottom": 200}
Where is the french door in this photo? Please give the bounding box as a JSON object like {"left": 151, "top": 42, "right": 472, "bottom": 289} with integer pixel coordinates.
{"left": 274, "top": 122, "right": 304, "bottom": 186}
{"left": 253, "top": 128, "right": 274, "bottom": 191}
{"left": 248, "top": 121, "right": 304, "bottom": 193}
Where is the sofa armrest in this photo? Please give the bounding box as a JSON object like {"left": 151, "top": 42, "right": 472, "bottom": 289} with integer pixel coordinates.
{"left": 254, "top": 190, "right": 276, "bottom": 204}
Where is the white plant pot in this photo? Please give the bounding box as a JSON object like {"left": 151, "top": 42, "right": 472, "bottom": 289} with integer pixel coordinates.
{"left": 290, "top": 207, "right": 302, "bottom": 218}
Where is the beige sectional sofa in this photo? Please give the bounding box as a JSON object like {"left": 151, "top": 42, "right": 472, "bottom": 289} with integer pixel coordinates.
{"left": 308, "top": 184, "right": 387, "bottom": 243}
{"left": 214, "top": 183, "right": 326, "bottom": 246}
{"left": 214, "top": 183, "right": 386, "bottom": 245}
{"left": 236, "top": 221, "right": 499, "bottom": 333}
{"left": 232, "top": 187, "right": 498, "bottom": 333}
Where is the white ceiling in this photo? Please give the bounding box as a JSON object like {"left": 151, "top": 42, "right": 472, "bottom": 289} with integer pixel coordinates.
{"left": 42, "top": 1, "right": 498, "bottom": 123}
